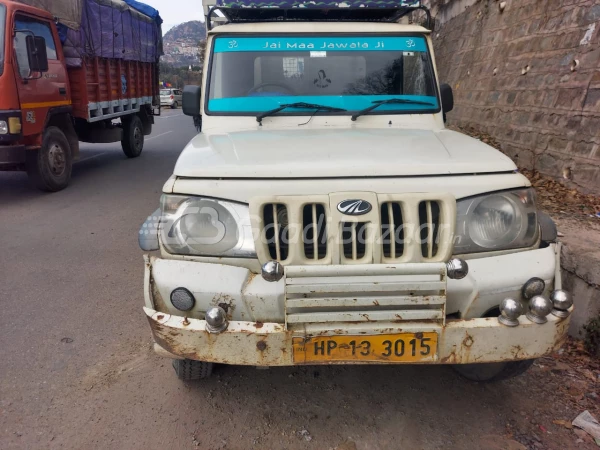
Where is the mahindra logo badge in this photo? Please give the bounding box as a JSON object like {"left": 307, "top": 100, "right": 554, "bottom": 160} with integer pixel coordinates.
{"left": 337, "top": 199, "right": 372, "bottom": 216}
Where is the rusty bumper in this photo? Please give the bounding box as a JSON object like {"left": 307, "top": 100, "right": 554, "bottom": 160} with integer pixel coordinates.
{"left": 145, "top": 307, "right": 571, "bottom": 366}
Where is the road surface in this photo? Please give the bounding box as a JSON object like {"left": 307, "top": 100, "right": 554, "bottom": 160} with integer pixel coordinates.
{"left": 0, "top": 110, "right": 590, "bottom": 450}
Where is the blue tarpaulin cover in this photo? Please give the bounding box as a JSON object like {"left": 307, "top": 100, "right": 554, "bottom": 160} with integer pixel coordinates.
{"left": 214, "top": 0, "right": 421, "bottom": 7}
{"left": 123, "top": 0, "right": 163, "bottom": 24}
{"left": 17, "top": 0, "right": 163, "bottom": 67}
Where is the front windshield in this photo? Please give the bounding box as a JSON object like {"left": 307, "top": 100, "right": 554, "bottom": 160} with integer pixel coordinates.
{"left": 207, "top": 35, "right": 439, "bottom": 115}
{"left": 0, "top": 5, "right": 6, "bottom": 76}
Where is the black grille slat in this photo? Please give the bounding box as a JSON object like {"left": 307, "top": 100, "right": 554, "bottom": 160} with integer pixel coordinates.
{"left": 381, "top": 202, "right": 405, "bottom": 259}
{"left": 263, "top": 203, "right": 289, "bottom": 261}
{"left": 303, "top": 204, "right": 328, "bottom": 260}
{"left": 341, "top": 222, "right": 368, "bottom": 260}
{"left": 418, "top": 201, "right": 441, "bottom": 259}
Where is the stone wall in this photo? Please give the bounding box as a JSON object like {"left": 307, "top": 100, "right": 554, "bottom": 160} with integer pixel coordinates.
{"left": 425, "top": 0, "right": 600, "bottom": 195}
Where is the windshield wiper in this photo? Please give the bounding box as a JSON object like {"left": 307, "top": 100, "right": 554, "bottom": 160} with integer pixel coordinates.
{"left": 351, "top": 98, "right": 436, "bottom": 121}
{"left": 257, "top": 102, "right": 347, "bottom": 124}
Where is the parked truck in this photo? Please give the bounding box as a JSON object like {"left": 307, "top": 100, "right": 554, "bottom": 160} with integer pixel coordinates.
{"left": 0, "top": 0, "right": 162, "bottom": 191}
{"left": 139, "top": 0, "right": 573, "bottom": 383}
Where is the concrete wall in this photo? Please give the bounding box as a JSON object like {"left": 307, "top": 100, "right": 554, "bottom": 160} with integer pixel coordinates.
{"left": 561, "top": 230, "right": 600, "bottom": 337}
{"left": 425, "top": 0, "right": 600, "bottom": 195}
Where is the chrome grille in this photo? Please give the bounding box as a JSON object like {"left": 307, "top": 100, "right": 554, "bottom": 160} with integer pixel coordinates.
{"left": 251, "top": 193, "right": 456, "bottom": 266}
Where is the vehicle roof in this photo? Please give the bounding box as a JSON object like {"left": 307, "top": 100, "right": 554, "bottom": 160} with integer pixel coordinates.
{"left": 208, "top": 22, "right": 431, "bottom": 35}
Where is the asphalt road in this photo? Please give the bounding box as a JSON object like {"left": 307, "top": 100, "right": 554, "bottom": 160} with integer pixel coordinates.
{"left": 0, "top": 111, "right": 586, "bottom": 450}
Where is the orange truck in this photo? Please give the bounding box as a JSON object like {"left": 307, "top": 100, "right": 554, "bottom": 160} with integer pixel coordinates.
{"left": 0, "top": 0, "right": 162, "bottom": 191}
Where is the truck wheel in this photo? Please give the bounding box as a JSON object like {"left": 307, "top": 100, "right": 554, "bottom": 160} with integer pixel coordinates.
{"left": 172, "top": 359, "right": 213, "bottom": 381}
{"left": 26, "top": 126, "right": 73, "bottom": 192}
{"left": 121, "top": 115, "right": 144, "bottom": 158}
{"left": 453, "top": 359, "right": 535, "bottom": 382}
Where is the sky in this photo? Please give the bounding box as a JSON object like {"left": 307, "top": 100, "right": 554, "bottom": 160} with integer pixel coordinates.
{"left": 142, "top": 0, "right": 205, "bottom": 34}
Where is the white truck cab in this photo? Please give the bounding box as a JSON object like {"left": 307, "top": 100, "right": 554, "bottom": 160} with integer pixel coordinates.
{"left": 139, "top": 0, "right": 572, "bottom": 382}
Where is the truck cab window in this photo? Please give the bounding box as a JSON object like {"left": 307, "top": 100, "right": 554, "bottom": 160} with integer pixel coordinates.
{"left": 14, "top": 16, "right": 57, "bottom": 77}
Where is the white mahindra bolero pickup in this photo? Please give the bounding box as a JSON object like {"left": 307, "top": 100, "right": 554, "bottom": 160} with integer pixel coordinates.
{"left": 139, "top": 1, "right": 573, "bottom": 382}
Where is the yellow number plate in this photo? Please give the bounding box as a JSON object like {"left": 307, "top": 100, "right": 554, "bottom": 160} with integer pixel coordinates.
{"left": 292, "top": 333, "right": 438, "bottom": 364}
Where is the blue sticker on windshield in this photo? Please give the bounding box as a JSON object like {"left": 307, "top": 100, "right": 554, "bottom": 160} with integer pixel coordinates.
{"left": 208, "top": 95, "right": 438, "bottom": 112}
{"left": 215, "top": 36, "right": 427, "bottom": 53}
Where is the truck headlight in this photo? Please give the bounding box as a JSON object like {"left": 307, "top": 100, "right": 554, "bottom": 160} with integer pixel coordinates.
{"left": 160, "top": 194, "right": 256, "bottom": 257}
{"left": 454, "top": 188, "right": 539, "bottom": 254}
{"left": 0, "top": 121, "right": 8, "bottom": 135}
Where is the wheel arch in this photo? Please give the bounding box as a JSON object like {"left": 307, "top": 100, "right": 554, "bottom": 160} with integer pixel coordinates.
{"left": 44, "top": 107, "right": 80, "bottom": 160}
{"left": 138, "top": 105, "right": 154, "bottom": 136}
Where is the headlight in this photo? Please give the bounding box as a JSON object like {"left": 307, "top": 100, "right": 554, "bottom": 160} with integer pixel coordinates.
{"left": 0, "top": 121, "right": 8, "bottom": 135}
{"left": 454, "top": 188, "right": 539, "bottom": 254}
{"left": 160, "top": 194, "right": 256, "bottom": 257}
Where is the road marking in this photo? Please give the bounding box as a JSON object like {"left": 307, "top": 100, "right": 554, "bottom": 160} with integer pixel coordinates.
{"left": 157, "top": 114, "right": 184, "bottom": 119}
{"left": 146, "top": 131, "right": 173, "bottom": 141}
{"left": 76, "top": 152, "right": 108, "bottom": 163}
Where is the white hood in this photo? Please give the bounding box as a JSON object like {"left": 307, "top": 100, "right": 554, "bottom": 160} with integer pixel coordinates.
{"left": 173, "top": 128, "right": 516, "bottom": 179}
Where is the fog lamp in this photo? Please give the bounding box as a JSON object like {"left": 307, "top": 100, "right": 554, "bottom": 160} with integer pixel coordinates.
{"left": 262, "top": 260, "right": 284, "bottom": 282}
{"left": 522, "top": 277, "right": 545, "bottom": 299}
{"left": 205, "top": 306, "right": 228, "bottom": 333}
{"left": 498, "top": 298, "right": 523, "bottom": 327}
{"left": 8, "top": 117, "right": 21, "bottom": 134}
{"left": 170, "top": 287, "right": 195, "bottom": 311}
{"left": 526, "top": 295, "right": 553, "bottom": 324}
{"left": 446, "top": 258, "right": 469, "bottom": 280}
{"left": 551, "top": 290, "right": 573, "bottom": 318}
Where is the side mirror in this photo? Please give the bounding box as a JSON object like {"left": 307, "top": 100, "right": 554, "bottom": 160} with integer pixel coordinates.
{"left": 440, "top": 83, "right": 454, "bottom": 114}
{"left": 182, "top": 85, "right": 202, "bottom": 117}
{"left": 26, "top": 35, "right": 49, "bottom": 73}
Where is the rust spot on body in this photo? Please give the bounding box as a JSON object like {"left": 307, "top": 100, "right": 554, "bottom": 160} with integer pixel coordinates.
{"left": 511, "top": 345, "right": 524, "bottom": 359}
{"left": 462, "top": 333, "right": 474, "bottom": 348}
{"left": 255, "top": 321, "right": 264, "bottom": 329}
{"left": 156, "top": 315, "right": 164, "bottom": 321}
{"left": 441, "top": 351, "right": 457, "bottom": 364}
{"left": 246, "top": 272, "right": 257, "bottom": 284}
{"left": 256, "top": 341, "right": 267, "bottom": 351}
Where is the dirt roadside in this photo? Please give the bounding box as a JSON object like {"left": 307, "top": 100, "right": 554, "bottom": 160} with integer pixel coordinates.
{"left": 1, "top": 334, "right": 598, "bottom": 450}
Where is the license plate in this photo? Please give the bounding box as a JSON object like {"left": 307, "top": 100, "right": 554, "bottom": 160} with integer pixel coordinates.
{"left": 292, "top": 333, "right": 438, "bottom": 364}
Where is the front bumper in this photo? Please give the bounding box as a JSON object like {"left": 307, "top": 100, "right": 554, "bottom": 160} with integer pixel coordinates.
{"left": 143, "top": 244, "right": 571, "bottom": 366}
{"left": 0, "top": 144, "right": 26, "bottom": 168}
{"left": 145, "top": 307, "right": 570, "bottom": 365}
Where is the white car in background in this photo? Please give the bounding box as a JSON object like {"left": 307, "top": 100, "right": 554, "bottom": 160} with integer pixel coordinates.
{"left": 160, "top": 88, "right": 182, "bottom": 109}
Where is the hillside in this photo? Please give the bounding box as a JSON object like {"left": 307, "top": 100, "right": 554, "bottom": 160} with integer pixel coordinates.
{"left": 162, "top": 21, "right": 207, "bottom": 67}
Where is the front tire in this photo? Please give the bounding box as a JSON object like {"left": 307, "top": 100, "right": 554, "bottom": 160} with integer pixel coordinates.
{"left": 453, "top": 359, "right": 535, "bottom": 382}
{"left": 172, "top": 359, "right": 213, "bottom": 381}
{"left": 26, "top": 126, "right": 73, "bottom": 192}
{"left": 121, "top": 114, "right": 144, "bottom": 158}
